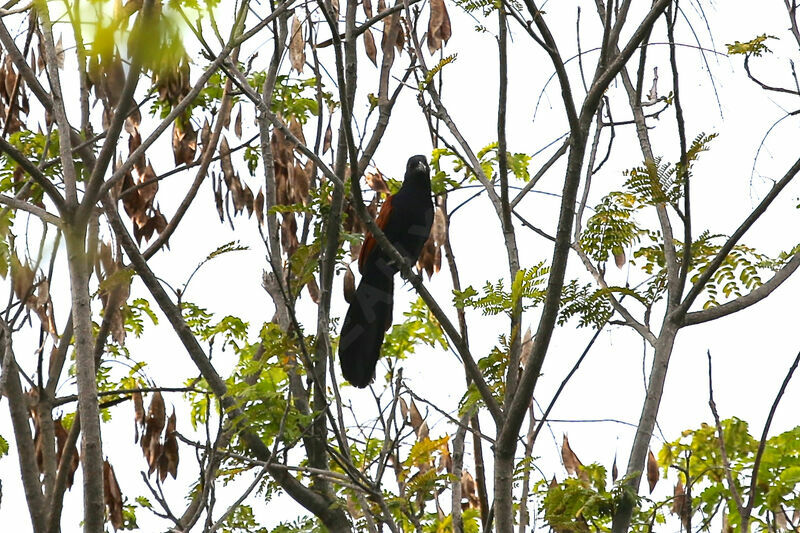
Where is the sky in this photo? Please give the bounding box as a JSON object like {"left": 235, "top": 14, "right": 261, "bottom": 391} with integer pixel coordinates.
{"left": 2, "top": 0, "right": 800, "bottom": 531}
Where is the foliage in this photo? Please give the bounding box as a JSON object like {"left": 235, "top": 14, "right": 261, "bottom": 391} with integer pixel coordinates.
{"left": 382, "top": 297, "right": 449, "bottom": 362}
{"left": 660, "top": 418, "right": 800, "bottom": 531}
{"left": 434, "top": 142, "right": 533, "bottom": 189}
{"left": 453, "top": 263, "right": 549, "bottom": 316}
{"left": 726, "top": 34, "right": 776, "bottom": 56}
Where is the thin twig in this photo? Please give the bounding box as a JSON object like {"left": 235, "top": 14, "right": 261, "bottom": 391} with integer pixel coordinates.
{"left": 742, "top": 349, "right": 800, "bottom": 530}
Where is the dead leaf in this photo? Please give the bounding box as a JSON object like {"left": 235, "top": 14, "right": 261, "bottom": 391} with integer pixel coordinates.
{"left": 172, "top": 121, "right": 185, "bottom": 166}
{"left": 55, "top": 34, "right": 65, "bottom": 69}
{"left": 612, "top": 454, "right": 618, "bottom": 482}
{"left": 417, "top": 239, "right": 436, "bottom": 279}
{"left": 292, "top": 160, "right": 309, "bottom": 204}
{"left": 54, "top": 417, "right": 79, "bottom": 489}
{"left": 10, "top": 254, "right": 35, "bottom": 305}
{"left": 417, "top": 205, "right": 446, "bottom": 278}
{"left": 363, "top": 0, "right": 373, "bottom": 18}
{"left": 306, "top": 277, "right": 320, "bottom": 303}
{"left": 647, "top": 449, "right": 659, "bottom": 493}
{"left": 234, "top": 105, "right": 243, "bottom": 139}
{"left": 427, "top": 0, "right": 452, "bottom": 54}
{"left": 271, "top": 126, "right": 293, "bottom": 205}
{"left": 142, "top": 391, "right": 166, "bottom": 471}
{"left": 399, "top": 397, "right": 409, "bottom": 423}
{"left": 322, "top": 120, "right": 332, "bottom": 154}
{"left": 350, "top": 240, "right": 362, "bottom": 263}
{"left": 214, "top": 176, "right": 224, "bottom": 222}
{"left": 417, "top": 420, "right": 429, "bottom": 441}
{"left": 3, "top": 56, "right": 17, "bottom": 104}
{"left": 128, "top": 129, "right": 146, "bottom": 175}
{"left": 20, "top": 89, "right": 30, "bottom": 116}
{"left": 37, "top": 40, "right": 46, "bottom": 74}
{"left": 343, "top": 264, "right": 355, "bottom": 303}
{"left": 103, "top": 55, "right": 126, "bottom": 109}
{"left": 672, "top": 478, "right": 690, "bottom": 530}
{"left": 461, "top": 470, "right": 480, "bottom": 510}
{"left": 219, "top": 136, "right": 235, "bottom": 187}
{"left": 137, "top": 162, "right": 158, "bottom": 209}
{"left": 201, "top": 119, "right": 211, "bottom": 152}
{"left": 289, "top": 14, "right": 305, "bottom": 73}
{"left": 230, "top": 174, "right": 247, "bottom": 215}
{"left": 409, "top": 399, "right": 423, "bottom": 433}
{"left": 120, "top": 171, "right": 143, "bottom": 225}
{"left": 172, "top": 119, "right": 196, "bottom": 166}
{"left": 243, "top": 184, "right": 255, "bottom": 218}
{"left": 281, "top": 212, "right": 299, "bottom": 256}
{"left": 133, "top": 391, "right": 145, "bottom": 442}
{"left": 254, "top": 188, "right": 265, "bottom": 226}
{"left": 381, "top": 9, "right": 404, "bottom": 57}
{"left": 103, "top": 460, "right": 124, "bottom": 530}
{"left": 365, "top": 172, "right": 390, "bottom": 194}
{"left": 614, "top": 249, "right": 626, "bottom": 269}
{"left": 561, "top": 434, "right": 584, "bottom": 478}
{"left": 364, "top": 29, "right": 377, "bottom": 66}
{"left": 54, "top": 417, "right": 68, "bottom": 463}
{"left": 367, "top": 194, "right": 379, "bottom": 221}
{"left": 158, "top": 409, "right": 179, "bottom": 482}
{"left": 520, "top": 326, "right": 533, "bottom": 368}
{"left": 288, "top": 116, "right": 306, "bottom": 146}
{"left": 672, "top": 477, "right": 685, "bottom": 513}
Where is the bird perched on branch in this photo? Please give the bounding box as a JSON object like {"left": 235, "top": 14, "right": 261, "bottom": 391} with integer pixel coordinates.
{"left": 339, "top": 155, "right": 434, "bottom": 388}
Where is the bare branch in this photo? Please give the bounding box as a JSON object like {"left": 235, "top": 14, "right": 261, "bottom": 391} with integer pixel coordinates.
{"left": 707, "top": 351, "right": 745, "bottom": 516}
{"left": 0, "top": 137, "right": 65, "bottom": 213}
{"left": 677, "top": 154, "right": 800, "bottom": 318}
{"left": 684, "top": 250, "right": 800, "bottom": 326}
{"left": 742, "top": 349, "right": 800, "bottom": 530}
{"left": 102, "top": 197, "right": 352, "bottom": 530}
{"left": 0, "top": 194, "right": 61, "bottom": 226}
{"left": 1, "top": 320, "right": 46, "bottom": 533}
{"left": 37, "top": 3, "right": 78, "bottom": 207}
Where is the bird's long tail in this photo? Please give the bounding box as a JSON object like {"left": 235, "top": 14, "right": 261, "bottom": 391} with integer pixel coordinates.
{"left": 339, "top": 266, "right": 394, "bottom": 388}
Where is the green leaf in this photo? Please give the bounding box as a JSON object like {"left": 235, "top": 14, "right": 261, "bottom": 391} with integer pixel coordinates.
{"left": 726, "top": 34, "right": 776, "bottom": 56}
{"left": 421, "top": 54, "right": 457, "bottom": 89}
{"left": 453, "top": 263, "right": 549, "bottom": 316}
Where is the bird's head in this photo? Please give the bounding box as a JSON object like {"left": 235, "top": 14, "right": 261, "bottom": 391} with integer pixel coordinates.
{"left": 406, "top": 155, "right": 430, "bottom": 180}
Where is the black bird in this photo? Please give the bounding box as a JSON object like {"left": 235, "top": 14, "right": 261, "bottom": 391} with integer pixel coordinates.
{"left": 339, "top": 155, "right": 434, "bottom": 388}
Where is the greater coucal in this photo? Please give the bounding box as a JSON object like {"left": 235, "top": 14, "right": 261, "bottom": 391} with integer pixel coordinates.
{"left": 339, "top": 155, "right": 434, "bottom": 388}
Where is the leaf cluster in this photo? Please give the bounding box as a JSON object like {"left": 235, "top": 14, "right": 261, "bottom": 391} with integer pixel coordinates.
{"left": 726, "top": 34, "right": 776, "bottom": 57}
{"left": 660, "top": 418, "right": 800, "bottom": 531}
{"left": 453, "top": 262, "right": 549, "bottom": 316}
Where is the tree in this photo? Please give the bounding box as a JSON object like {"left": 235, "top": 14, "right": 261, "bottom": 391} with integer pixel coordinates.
{"left": 1, "top": 0, "right": 800, "bottom": 532}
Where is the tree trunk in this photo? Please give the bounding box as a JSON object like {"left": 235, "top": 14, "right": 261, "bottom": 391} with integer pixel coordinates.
{"left": 65, "top": 227, "right": 105, "bottom": 533}
{"left": 612, "top": 324, "right": 680, "bottom": 533}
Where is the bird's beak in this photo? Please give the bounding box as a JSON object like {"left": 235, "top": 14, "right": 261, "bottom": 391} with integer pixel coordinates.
{"left": 415, "top": 159, "right": 428, "bottom": 173}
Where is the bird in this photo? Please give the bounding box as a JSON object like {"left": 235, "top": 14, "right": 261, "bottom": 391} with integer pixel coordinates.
{"left": 339, "top": 155, "right": 434, "bottom": 388}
